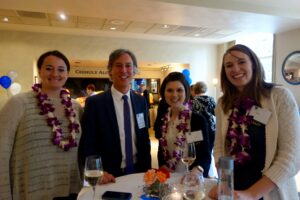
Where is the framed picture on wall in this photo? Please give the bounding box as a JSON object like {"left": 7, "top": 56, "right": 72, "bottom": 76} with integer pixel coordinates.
{"left": 151, "top": 80, "right": 158, "bottom": 93}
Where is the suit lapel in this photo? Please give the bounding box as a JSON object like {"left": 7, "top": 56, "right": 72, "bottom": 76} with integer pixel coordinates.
{"left": 130, "top": 91, "right": 138, "bottom": 128}
{"left": 104, "top": 90, "right": 120, "bottom": 138}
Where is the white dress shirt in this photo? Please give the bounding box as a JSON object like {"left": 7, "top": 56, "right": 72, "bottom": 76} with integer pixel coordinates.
{"left": 111, "top": 86, "right": 137, "bottom": 168}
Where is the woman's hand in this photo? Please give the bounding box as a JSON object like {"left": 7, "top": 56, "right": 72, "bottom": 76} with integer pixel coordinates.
{"left": 234, "top": 190, "right": 256, "bottom": 200}
{"left": 208, "top": 185, "right": 218, "bottom": 200}
{"left": 97, "top": 171, "right": 115, "bottom": 184}
{"left": 209, "top": 187, "right": 257, "bottom": 200}
{"left": 191, "top": 165, "right": 204, "bottom": 175}
{"left": 234, "top": 176, "right": 274, "bottom": 200}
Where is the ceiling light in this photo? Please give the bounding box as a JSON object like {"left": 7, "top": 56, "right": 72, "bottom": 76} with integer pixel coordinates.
{"left": 212, "top": 78, "right": 218, "bottom": 86}
{"left": 194, "top": 33, "right": 200, "bottom": 37}
{"left": 162, "top": 24, "right": 169, "bottom": 29}
{"left": 3, "top": 17, "right": 8, "bottom": 22}
{"left": 161, "top": 65, "right": 170, "bottom": 72}
{"left": 110, "top": 20, "right": 124, "bottom": 25}
{"left": 59, "top": 13, "right": 67, "bottom": 20}
{"left": 110, "top": 27, "right": 117, "bottom": 30}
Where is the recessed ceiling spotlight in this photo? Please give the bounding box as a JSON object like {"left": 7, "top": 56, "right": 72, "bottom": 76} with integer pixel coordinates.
{"left": 162, "top": 24, "right": 170, "bottom": 29}
{"left": 59, "top": 13, "right": 67, "bottom": 20}
{"left": 3, "top": 17, "right": 8, "bottom": 22}
{"left": 110, "top": 20, "right": 124, "bottom": 25}
{"left": 194, "top": 33, "right": 200, "bottom": 37}
{"left": 110, "top": 27, "right": 117, "bottom": 30}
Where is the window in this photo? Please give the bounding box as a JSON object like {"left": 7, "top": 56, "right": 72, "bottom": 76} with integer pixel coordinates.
{"left": 236, "top": 33, "right": 274, "bottom": 82}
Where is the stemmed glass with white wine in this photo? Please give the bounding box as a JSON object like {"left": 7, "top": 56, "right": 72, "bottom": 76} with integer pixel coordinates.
{"left": 84, "top": 155, "right": 103, "bottom": 200}
{"left": 181, "top": 142, "right": 196, "bottom": 172}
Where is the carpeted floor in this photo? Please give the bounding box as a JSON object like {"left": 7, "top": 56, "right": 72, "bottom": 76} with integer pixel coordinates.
{"left": 149, "top": 127, "right": 159, "bottom": 169}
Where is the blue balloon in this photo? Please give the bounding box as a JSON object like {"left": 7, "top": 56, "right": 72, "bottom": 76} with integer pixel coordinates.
{"left": 187, "top": 77, "right": 192, "bottom": 85}
{"left": 182, "top": 69, "right": 190, "bottom": 77}
{"left": 0, "top": 75, "right": 12, "bottom": 89}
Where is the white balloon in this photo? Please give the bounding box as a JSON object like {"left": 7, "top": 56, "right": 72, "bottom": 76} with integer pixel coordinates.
{"left": 7, "top": 70, "right": 18, "bottom": 80}
{"left": 9, "top": 82, "right": 22, "bottom": 95}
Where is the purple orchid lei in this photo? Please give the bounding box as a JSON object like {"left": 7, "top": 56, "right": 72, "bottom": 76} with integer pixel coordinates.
{"left": 32, "top": 83, "right": 80, "bottom": 151}
{"left": 159, "top": 102, "right": 192, "bottom": 170}
{"left": 226, "top": 98, "right": 256, "bottom": 166}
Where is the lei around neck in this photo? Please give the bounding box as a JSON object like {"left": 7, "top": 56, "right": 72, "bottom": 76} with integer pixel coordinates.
{"left": 159, "top": 102, "right": 192, "bottom": 170}
{"left": 32, "top": 83, "right": 80, "bottom": 151}
{"left": 226, "top": 98, "right": 256, "bottom": 166}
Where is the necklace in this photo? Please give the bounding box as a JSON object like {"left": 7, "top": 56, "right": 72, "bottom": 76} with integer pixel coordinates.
{"left": 159, "top": 102, "right": 191, "bottom": 170}
{"left": 32, "top": 83, "right": 80, "bottom": 151}
{"left": 226, "top": 98, "right": 256, "bottom": 166}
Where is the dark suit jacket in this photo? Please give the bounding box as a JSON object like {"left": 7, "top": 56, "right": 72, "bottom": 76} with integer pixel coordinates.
{"left": 143, "top": 89, "right": 150, "bottom": 110}
{"left": 155, "top": 112, "right": 212, "bottom": 177}
{"left": 78, "top": 89, "right": 152, "bottom": 177}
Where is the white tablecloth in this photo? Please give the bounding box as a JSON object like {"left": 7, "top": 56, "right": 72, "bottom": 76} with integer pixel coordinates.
{"left": 77, "top": 173, "right": 217, "bottom": 200}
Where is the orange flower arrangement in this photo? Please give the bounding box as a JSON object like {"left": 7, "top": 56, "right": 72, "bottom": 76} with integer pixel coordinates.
{"left": 143, "top": 167, "right": 170, "bottom": 197}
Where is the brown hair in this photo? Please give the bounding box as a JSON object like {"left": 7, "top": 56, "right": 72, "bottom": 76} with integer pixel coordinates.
{"left": 220, "top": 44, "right": 274, "bottom": 113}
{"left": 107, "top": 49, "right": 138, "bottom": 77}
{"left": 86, "top": 84, "right": 95, "bottom": 91}
{"left": 37, "top": 50, "right": 70, "bottom": 71}
{"left": 160, "top": 72, "right": 190, "bottom": 103}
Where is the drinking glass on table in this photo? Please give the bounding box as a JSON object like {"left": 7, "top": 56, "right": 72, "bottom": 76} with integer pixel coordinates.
{"left": 84, "top": 155, "right": 103, "bottom": 200}
{"left": 162, "top": 183, "right": 183, "bottom": 200}
{"left": 182, "top": 171, "right": 205, "bottom": 200}
{"left": 181, "top": 142, "right": 196, "bottom": 172}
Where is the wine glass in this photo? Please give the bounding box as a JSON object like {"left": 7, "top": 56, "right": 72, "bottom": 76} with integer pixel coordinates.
{"left": 182, "top": 171, "right": 206, "bottom": 200}
{"left": 181, "top": 142, "right": 196, "bottom": 172}
{"left": 84, "top": 155, "right": 103, "bottom": 200}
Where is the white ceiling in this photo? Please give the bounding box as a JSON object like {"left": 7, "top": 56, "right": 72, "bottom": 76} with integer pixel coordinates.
{"left": 0, "top": 0, "right": 300, "bottom": 44}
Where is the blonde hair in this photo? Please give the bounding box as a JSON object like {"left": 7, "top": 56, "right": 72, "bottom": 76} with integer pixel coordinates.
{"left": 193, "top": 81, "right": 207, "bottom": 94}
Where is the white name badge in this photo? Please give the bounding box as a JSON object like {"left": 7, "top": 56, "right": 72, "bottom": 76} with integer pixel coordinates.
{"left": 186, "top": 130, "right": 203, "bottom": 143}
{"left": 249, "top": 105, "right": 272, "bottom": 125}
{"left": 136, "top": 113, "right": 146, "bottom": 129}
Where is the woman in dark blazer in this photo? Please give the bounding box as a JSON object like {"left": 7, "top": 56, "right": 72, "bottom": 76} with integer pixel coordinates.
{"left": 154, "top": 72, "right": 212, "bottom": 177}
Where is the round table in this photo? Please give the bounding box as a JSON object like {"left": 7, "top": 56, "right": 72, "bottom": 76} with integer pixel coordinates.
{"left": 77, "top": 173, "right": 217, "bottom": 200}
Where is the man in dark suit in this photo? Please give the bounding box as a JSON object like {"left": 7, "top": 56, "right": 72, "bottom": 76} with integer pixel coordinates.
{"left": 139, "top": 82, "right": 150, "bottom": 110}
{"left": 79, "top": 49, "right": 151, "bottom": 183}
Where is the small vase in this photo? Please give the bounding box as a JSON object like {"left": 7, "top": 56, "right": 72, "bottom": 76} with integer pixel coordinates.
{"left": 143, "top": 182, "right": 171, "bottom": 199}
{"left": 143, "top": 184, "right": 160, "bottom": 198}
{"left": 159, "top": 183, "right": 171, "bottom": 199}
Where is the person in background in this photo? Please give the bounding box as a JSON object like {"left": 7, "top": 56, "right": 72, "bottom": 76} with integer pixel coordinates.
{"left": 86, "top": 83, "right": 96, "bottom": 96}
{"left": 192, "top": 81, "right": 217, "bottom": 178}
{"left": 139, "top": 82, "right": 150, "bottom": 110}
{"left": 209, "top": 44, "right": 300, "bottom": 200}
{"left": 79, "top": 49, "right": 151, "bottom": 183}
{"left": 192, "top": 81, "right": 216, "bottom": 149}
{"left": 0, "top": 50, "right": 82, "bottom": 200}
{"left": 76, "top": 84, "right": 97, "bottom": 108}
{"left": 190, "top": 84, "right": 195, "bottom": 100}
{"left": 138, "top": 82, "right": 151, "bottom": 126}
{"left": 154, "top": 72, "right": 212, "bottom": 177}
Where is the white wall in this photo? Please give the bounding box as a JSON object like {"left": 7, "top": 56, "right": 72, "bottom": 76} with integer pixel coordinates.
{"left": 0, "top": 30, "right": 218, "bottom": 109}
{"left": 274, "top": 28, "right": 300, "bottom": 191}
{"left": 274, "top": 28, "right": 300, "bottom": 107}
